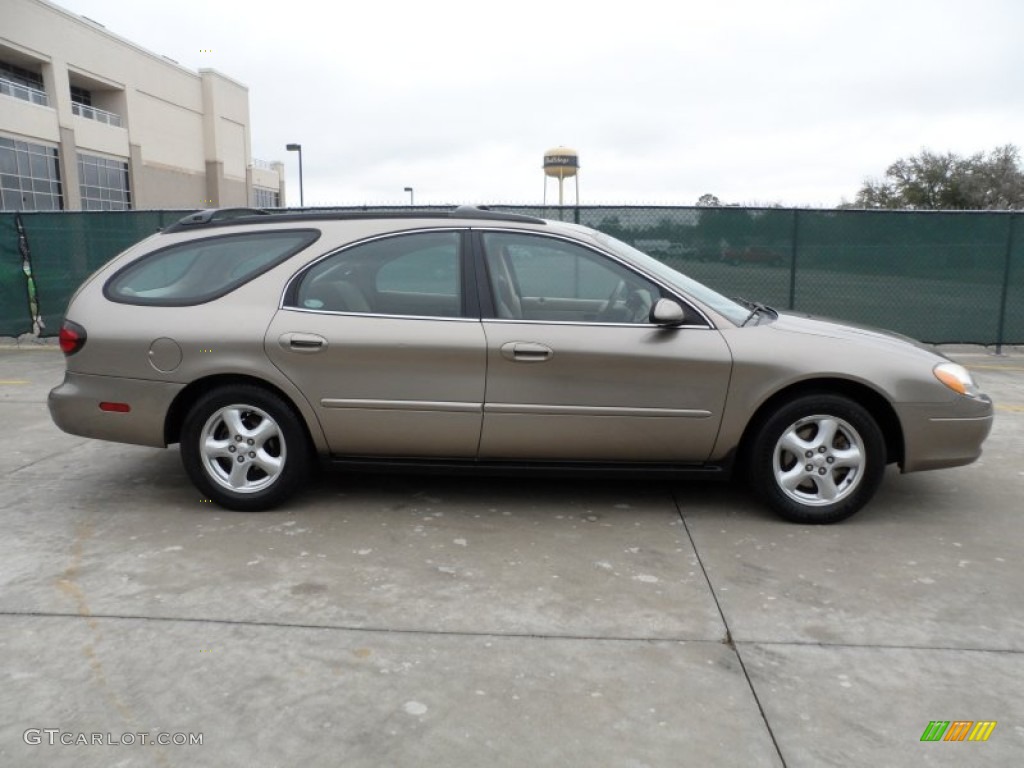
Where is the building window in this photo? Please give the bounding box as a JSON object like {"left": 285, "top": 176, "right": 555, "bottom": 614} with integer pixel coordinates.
{"left": 253, "top": 187, "right": 280, "bottom": 208}
{"left": 0, "top": 137, "right": 63, "bottom": 211}
{"left": 0, "top": 61, "right": 48, "bottom": 106}
{"left": 0, "top": 61, "right": 43, "bottom": 89}
{"left": 77, "top": 153, "right": 131, "bottom": 210}
{"left": 70, "top": 85, "right": 92, "bottom": 107}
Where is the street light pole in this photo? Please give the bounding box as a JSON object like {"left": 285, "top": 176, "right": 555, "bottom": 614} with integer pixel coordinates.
{"left": 286, "top": 143, "right": 304, "bottom": 208}
{"left": 404, "top": 186, "right": 414, "bottom": 206}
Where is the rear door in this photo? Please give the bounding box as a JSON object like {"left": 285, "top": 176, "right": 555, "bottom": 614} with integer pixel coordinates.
{"left": 265, "top": 229, "right": 485, "bottom": 457}
{"left": 475, "top": 230, "right": 732, "bottom": 462}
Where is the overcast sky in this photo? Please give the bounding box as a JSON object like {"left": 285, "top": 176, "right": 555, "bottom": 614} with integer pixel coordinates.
{"left": 56, "top": 0, "right": 1024, "bottom": 207}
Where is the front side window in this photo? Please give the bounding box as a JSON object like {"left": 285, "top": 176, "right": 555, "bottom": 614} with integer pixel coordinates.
{"left": 588, "top": 229, "right": 747, "bottom": 326}
{"left": 289, "top": 231, "right": 462, "bottom": 318}
{"left": 482, "top": 232, "right": 661, "bottom": 324}
{"left": 106, "top": 229, "right": 319, "bottom": 305}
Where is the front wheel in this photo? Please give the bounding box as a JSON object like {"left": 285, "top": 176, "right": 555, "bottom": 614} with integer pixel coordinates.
{"left": 180, "top": 385, "right": 310, "bottom": 511}
{"left": 748, "top": 395, "right": 885, "bottom": 524}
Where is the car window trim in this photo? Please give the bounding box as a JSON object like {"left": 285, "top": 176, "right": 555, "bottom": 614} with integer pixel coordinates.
{"left": 480, "top": 318, "right": 715, "bottom": 330}
{"left": 278, "top": 307, "right": 481, "bottom": 323}
{"left": 471, "top": 228, "right": 714, "bottom": 329}
{"left": 470, "top": 230, "right": 498, "bottom": 319}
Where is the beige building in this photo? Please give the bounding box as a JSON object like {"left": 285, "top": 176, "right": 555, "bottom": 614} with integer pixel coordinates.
{"left": 0, "top": 0, "right": 286, "bottom": 211}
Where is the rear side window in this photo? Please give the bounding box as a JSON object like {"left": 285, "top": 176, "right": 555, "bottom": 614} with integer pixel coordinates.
{"left": 105, "top": 229, "right": 320, "bottom": 305}
{"left": 287, "top": 231, "right": 463, "bottom": 317}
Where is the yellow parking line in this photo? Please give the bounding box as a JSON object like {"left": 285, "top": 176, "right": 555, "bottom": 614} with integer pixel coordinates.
{"left": 996, "top": 404, "right": 1024, "bottom": 412}
{"left": 0, "top": 380, "right": 30, "bottom": 385}
{"left": 967, "top": 365, "right": 1024, "bottom": 372}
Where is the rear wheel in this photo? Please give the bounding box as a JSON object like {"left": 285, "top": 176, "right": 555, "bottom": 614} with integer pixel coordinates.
{"left": 180, "top": 385, "right": 309, "bottom": 511}
{"left": 748, "top": 394, "right": 885, "bottom": 524}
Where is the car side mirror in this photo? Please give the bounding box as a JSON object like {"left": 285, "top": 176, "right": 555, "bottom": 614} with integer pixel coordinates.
{"left": 650, "top": 298, "right": 686, "bottom": 326}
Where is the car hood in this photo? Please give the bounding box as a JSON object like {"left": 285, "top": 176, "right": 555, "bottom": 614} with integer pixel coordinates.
{"left": 767, "top": 311, "right": 943, "bottom": 360}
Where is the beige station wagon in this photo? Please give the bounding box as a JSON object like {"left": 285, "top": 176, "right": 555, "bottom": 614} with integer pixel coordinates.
{"left": 48, "top": 207, "right": 994, "bottom": 523}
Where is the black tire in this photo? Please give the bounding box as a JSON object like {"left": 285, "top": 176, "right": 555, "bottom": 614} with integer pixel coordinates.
{"left": 180, "top": 385, "right": 310, "bottom": 511}
{"left": 747, "top": 394, "right": 885, "bottom": 524}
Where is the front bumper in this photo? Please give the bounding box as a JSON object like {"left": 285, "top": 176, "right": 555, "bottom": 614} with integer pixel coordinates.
{"left": 48, "top": 371, "right": 183, "bottom": 448}
{"left": 896, "top": 396, "right": 994, "bottom": 472}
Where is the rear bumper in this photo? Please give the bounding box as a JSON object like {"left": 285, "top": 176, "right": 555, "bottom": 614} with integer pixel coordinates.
{"left": 897, "top": 397, "right": 994, "bottom": 472}
{"left": 48, "top": 371, "right": 183, "bottom": 448}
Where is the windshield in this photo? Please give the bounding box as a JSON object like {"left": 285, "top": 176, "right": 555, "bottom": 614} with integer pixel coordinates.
{"left": 582, "top": 229, "right": 750, "bottom": 325}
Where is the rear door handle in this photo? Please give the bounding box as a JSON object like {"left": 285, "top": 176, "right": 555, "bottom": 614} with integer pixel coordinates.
{"left": 279, "top": 333, "right": 328, "bottom": 353}
{"left": 500, "top": 342, "right": 553, "bottom": 362}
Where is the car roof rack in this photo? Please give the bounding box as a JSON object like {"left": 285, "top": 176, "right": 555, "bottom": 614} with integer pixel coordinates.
{"left": 162, "top": 205, "right": 546, "bottom": 233}
{"left": 448, "top": 205, "right": 546, "bottom": 223}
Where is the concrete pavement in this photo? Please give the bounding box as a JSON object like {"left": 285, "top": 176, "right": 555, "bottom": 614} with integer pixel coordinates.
{"left": 1, "top": 345, "right": 1021, "bottom": 767}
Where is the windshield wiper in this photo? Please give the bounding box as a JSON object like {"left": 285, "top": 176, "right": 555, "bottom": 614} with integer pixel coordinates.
{"left": 734, "top": 297, "right": 772, "bottom": 327}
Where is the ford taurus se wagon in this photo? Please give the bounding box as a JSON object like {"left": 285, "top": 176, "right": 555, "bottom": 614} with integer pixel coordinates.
{"left": 48, "top": 207, "right": 993, "bottom": 523}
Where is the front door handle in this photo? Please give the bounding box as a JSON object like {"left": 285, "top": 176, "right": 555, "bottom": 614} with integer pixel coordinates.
{"left": 500, "top": 341, "right": 553, "bottom": 362}
{"left": 279, "top": 333, "right": 328, "bottom": 353}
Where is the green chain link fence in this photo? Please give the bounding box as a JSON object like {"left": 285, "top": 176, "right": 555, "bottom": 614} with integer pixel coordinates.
{"left": 0, "top": 210, "right": 187, "bottom": 337}
{"left": 542, "top": 206, "right": 1022, "bottom": 345}
{"left": 0, "top": 214, "right": 29, "bottom": 336}
{"left": 0, "top": 207, "right": 1020, "bottom": 346}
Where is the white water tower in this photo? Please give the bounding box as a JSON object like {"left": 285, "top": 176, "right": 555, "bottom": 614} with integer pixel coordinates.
{"left": 543, "top": 146, "right": 580, "bottom": 206}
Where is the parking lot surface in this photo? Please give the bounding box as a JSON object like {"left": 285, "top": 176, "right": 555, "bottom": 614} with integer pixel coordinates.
{"left": 1, "top": 343, "right": 1022, "bottom": 767}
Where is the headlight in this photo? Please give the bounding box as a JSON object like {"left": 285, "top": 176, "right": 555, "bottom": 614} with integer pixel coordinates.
{"left": 933, "top": 362, "right": 979, "bottom": 397}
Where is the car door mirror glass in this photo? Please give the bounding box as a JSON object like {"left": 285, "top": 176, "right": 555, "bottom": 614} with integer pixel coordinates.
{"left": 651, "top": 298, "right": 686, "bottom": 326}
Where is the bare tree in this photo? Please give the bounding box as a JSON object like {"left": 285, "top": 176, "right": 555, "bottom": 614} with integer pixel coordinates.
{"left": 850, "top": 145, "right": 1024, "bottom": 210}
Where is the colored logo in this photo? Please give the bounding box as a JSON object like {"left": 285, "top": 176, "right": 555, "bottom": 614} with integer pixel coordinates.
{"left": 920, "top": 721, "right": 996, "bottom": 742}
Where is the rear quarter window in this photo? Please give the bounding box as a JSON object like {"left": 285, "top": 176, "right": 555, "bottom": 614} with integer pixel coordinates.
{"left": 104, "top": 229, "right": 320, "bottom": 306}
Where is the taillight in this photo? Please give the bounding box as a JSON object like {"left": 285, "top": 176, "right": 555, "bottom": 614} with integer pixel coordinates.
{"left": 59, "top": 320, "right": 87, "bottom": 355}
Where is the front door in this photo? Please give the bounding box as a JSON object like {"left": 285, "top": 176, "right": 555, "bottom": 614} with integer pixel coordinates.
{"left": 476, "top": 231, "right": 732, "bottom": 463}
